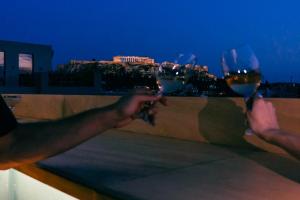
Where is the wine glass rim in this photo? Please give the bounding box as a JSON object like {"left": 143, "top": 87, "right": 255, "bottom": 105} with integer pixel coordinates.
{"left": 221, "top": 44, "right": 260, "bottom": 74}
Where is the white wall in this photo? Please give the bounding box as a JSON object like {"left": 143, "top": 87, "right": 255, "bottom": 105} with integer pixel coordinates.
{"left": 0, "top": 170, "right": 9, "bottom": 200}
{"left": 0, "top": 170, "right": 78, "bottom": 200}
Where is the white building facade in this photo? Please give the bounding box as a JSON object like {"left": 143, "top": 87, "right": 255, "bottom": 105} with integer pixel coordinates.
{"left": 113, "top": 56, "right": 155, "bottom": 64}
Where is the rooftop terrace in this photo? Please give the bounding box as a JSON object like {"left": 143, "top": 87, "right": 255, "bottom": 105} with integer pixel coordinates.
{"left": 2, "top": 95, "right": 300, "bottom": 199}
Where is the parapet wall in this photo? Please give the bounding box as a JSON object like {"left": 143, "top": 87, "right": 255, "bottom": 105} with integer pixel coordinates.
{"left": 10, "top": 94, "right": 300, "bottom": 156}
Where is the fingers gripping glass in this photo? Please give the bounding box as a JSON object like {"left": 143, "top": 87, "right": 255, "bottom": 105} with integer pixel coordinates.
{"left": 134, "top": 86, "right": 159, "bottom": 126}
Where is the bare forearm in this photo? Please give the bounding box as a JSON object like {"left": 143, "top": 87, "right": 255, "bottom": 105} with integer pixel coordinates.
{"left": 267, "top": 130, "right": 300, "bottom": 159}
{"left": 0, "top": 91, "right": 162, "bottom": 170}
{"left": 1, "top": 105, "right": 120, "bottom": 169}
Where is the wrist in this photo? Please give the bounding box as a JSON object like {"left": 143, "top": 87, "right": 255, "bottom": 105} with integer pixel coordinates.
{"left": 107, "top": 103, "right": 129, "bottom": 127}
{"left": 259, "top": 129, "right": 282, "bottom": 143}
{"left": 88, "top": 105, "right": 123, "bottom": 130}
{"left": 106, "top": 105, "right": 124, "bottom": 127}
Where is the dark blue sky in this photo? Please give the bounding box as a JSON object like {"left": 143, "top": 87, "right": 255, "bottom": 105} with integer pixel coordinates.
{"left": 1, "top": 0, "right": 300, "bottom": 82}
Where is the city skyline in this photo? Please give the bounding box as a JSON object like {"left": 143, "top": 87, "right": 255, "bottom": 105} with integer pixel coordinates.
{"left": 1, "top": 0, "right": 300, "bottom": 82}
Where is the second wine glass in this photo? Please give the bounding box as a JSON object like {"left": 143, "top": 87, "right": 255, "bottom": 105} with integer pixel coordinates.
{"left": 221, "top": 45, "right": 262, "bottom": 135}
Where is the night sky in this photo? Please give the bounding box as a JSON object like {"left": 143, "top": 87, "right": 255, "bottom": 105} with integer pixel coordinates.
{"left": 1, "top": 0, "right": 300, "bottom": 82}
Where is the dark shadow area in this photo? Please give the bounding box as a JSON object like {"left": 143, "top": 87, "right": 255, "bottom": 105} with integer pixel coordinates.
{"left": 220, "top": 146, "right": 300, "bottom": 183}
{"left": 198, "top": 97, "right": 255, "bottom": 148}
{"left": 244, "top": 152, "right": 300, "bottom": 183}
{"left": 198, "top": 97, "right": 300, "bottom": 183}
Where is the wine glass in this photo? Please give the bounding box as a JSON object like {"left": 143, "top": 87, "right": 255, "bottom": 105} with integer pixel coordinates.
{"left": 156, "top": 64, "right": 185, "bottom": 96}
{"left": 221, "top": 45, "right": 262, "bottom": 134}
{"left": 157, "top": 53, "right": 196, "bottom": 96}
{"left": 138, "top": 56, "right": 196, "bottom": 125}
{"left": 136, "top": 65, "right": 185, "bottom": 125}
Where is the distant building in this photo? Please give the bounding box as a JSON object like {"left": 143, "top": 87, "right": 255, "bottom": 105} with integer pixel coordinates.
{"left": 267, "top": 83, "right": 300, "bottom": 98}
{"left": 113, "top": 56, "right": 155, "bottom": 64}
{"left": 0, "top": 40, "right": 53, "bottom": 90}
{"left": 57, "top": 60, "right": 115, "bottom": 72}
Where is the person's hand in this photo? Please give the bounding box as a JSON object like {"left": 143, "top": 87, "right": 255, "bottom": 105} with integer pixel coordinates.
{"left": 247, "top": 99, "right": 280, "bottom": 142}
{"left": 113, "top": 89, "right": 167, "bottom": 128}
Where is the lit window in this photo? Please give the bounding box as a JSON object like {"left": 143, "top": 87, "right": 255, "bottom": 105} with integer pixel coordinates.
{"left": 19, "top": 54, "right": 33, "bottom": 73}
{"left": 0, "top": 51, "right": 4, "bottom": 66}
{"left": 0, "top": 52, "right": 4, "bottom": 85}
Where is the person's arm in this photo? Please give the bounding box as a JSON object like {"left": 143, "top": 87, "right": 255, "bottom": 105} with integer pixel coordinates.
{"left": 247, "top": 99, "right": 300, "bottom": 159}
{"left": 0, "top": 92, "right": 165, "bottom": 170}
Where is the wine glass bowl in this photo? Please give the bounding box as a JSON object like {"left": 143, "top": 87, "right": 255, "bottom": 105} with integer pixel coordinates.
{"left": 221, "top": 45, "right": 261, "bottom": 99}
{"left": 156, "top": 65, "right": 185, "bottom": 95}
